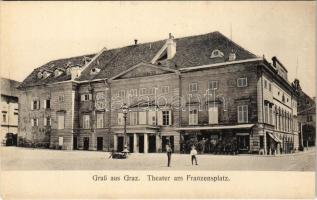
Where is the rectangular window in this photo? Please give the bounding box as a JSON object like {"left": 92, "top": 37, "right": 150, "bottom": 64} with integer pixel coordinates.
{"left": 117, "top": 113, "right": 124, "bottom": 125}
{"left": 162, "top": 111, "right": 171, "bottom": 126}
{"left": 2, "top": 113, "right": 7, "bottom": 123}
{"left": 83, "top": 114, "right": 90, "bottom": 129}
{"left": 189, "top": 82, "right": 198, "bottom": 92}
{"left": 96, "top": 113, "right": 104, "bottom": 128}
{"left": 81, "top": 94, "right": 91, "bottom": 101}
{"left": 237, "top": 78, "right": 248, "bottom": 87}
{"left": 264, "top": 104, "right": 269, "bottom": 123}
{"left": 57, "top": 114, "right": 65, "bottom": 129}
{"left": 269, "top": 106, "right": 273, "bottom": 124}
{"left": 208, "top": 80, "right": 218, "bottom": 90}
{"left": 31, "top": 118, "right": 38, "bottom": 127}
{"left": 189, "top": 108, "right": 198, "bottom": 125}
{"left": 237, "top": 105, "right": 248, "bottom": 123}
{"left": 118, "top": 90, "right": 125, "bottom": 97}
{"left": 43, "top": 99, "right": 50, "bottom": 109}
{"left": 269, "top": 83, "right": 272, "bottom": 92}
{"left": 148, "top": 110, "right": 156, "bottom": 125}
{"left": 32, "top": 100, "right": 40, "bottom": 110}
{"left": 129, "top": 112, "right": 138, "bottom": 125}
{"left": 147, "top": 88, "right": 155, "bottom": 95}
{"left": 161, "top": 86, "right": 169, "bottom": 94}
{"left": 139, "top": 88, "right": 147, "bottom": 96}
{"left": 259, "top": 136, "right": 264, "bottom": 149}
{"left": 208, "top": 106, "right": 219, "bottom": 124}
{"left": 264, "top": 79, "right": 267, "bottom": 89}
{"left": 128, "top": 89, "right": 138, "bottom": 97}
{"left": 96, "top": 92, "right": 105, "bottom": 100}
{"left": 139, "top": 111, "right": 147, "bottom": 125}
{"left": 44, "top": 117, "right": 51, "bottom": 126}
{"left": 58, "top": 95, "right": 65, "bottom": 102}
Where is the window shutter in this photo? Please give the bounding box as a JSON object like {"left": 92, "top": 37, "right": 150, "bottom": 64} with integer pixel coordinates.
{"left": 157, "top": 111, "right": 163, "bottom": 125}
{"left": 81, "top": 95, "right": 84, "bottom": 101}
{"left": 38, "top": 101, "right": 40, "bottom": 109}
{"left": 49, "top": 118, "right": 51, "bottom": 126}
{"left": 44, "top": 117, "right": 47, "bottom": 126}
{"left": 31, "top": 101, "right": 33, "bottom": 110}
{"left": 89, "top": 94, "right": 92, "bottom": 100}
{"left": 169, "top": 111, "right": 172, "bottom": 125}
{"left": 36, "top": 119, "right": 39, "bottom": 126}
{"left": 43, "top": 100, "right": 46, "bottom": 109}
{"left": 31, "top": 119, "right": 34, "bottom": 126}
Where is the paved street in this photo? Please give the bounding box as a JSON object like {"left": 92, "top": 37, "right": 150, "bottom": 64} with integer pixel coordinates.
{"left": 1, "top": 147, "right": 315, "bottom": 171}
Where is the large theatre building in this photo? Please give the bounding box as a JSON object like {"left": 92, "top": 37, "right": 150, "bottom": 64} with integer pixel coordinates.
{"left": 18, "top": 31, "right": 299, "bottom": 155}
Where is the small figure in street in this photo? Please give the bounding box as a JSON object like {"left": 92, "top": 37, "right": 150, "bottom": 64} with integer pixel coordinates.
{"left": 190, "top": 145, "right": 198, "bottom": 165}
{"left": 166, "top": 141, "right": 172, "bottom": 167}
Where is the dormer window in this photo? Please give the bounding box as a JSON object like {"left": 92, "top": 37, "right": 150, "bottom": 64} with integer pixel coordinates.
{"left": 228, "top": 52, "right": 236, "bottom": 61}
{"left": 43, "top": 71, "right": 51, "bottom": 79}
{"left": 90, "top": 68, "right": 101, "bottom": 75}
{"left": 54, "top": 69, "right": 63, "bottom": 77}
{"left": 37, "top": 71, "right": 43, "bottom": 79}
{"left": 210, "top": 49, "right": 224, "bottom": 58}
{"left": 66, "top": 67, "right": 71, "bottom": 75}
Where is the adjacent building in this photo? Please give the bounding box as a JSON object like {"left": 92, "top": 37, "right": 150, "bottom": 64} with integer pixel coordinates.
{"left": 296, "top": 86, "right": 316, "bottom": 148}
{"left": 17, "top": 31, "right": 300, "bottom": 154}
{"left": 1, "top": 77, "right": 20, "bottom": 146}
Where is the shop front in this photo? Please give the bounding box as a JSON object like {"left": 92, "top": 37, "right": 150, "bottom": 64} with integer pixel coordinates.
{"left": 176, "top": 124, "right": 255, "bottom": 154}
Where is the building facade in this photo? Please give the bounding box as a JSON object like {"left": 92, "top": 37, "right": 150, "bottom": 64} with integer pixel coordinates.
{"left": 18, "top": 31, "right": 299, "bottom": 154}
{"left": 296, "top": 85, "right": 316, "bottom": 148}
{"left": 1, "top": 77, "right": 20, "bottom": 146}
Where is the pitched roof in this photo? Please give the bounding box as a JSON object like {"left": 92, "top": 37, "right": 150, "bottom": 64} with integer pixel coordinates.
{"left": 18, "top": 54, "right": 95, "bottom": 88}
{"left": 78, "top": 31, "right": 256, "bottom": 81}
{"left": 20, "top": 31, "right": 257, "bottom": 87}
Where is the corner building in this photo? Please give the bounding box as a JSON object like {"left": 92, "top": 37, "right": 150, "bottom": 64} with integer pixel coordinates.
{"left": 18, "top": 31, "right": 299, "bottom": 154}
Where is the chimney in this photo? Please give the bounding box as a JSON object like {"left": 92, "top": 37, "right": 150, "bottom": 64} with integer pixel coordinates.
{"left": 167, "top": 33, "right": 176, "bottom": 59}
{"left": 134, "top": 39, "right": 138, "bottom": 45}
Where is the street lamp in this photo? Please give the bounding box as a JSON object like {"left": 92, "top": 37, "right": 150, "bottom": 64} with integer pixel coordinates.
{"left": 122, "top": 103, "right": 129, "bottom": 150}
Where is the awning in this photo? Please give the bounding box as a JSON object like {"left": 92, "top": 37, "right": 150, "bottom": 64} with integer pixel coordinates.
{"left": 268, "top": 133, "right": 282, "bottom": 143}
{"left": 175, "top": 124, "right": 255, "bottom": 131}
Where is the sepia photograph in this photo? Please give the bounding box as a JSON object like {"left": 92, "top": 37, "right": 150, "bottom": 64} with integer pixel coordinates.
{"left": 0, "top": 1, "right": 315, "bottom": 199}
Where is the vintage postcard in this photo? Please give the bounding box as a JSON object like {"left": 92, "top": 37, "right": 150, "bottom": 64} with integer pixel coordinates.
{"left": 0, "top": 1, "right": 315, "bottom": 199}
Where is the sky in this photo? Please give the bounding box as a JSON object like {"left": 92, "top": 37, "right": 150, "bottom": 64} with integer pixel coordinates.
{"left": 0, "top": 1, "right": 315, "bottom": 97}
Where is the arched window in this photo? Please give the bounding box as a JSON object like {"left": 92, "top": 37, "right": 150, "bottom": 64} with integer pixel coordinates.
{"left": 210, "top": 49, "right": 224, "bottom": 58}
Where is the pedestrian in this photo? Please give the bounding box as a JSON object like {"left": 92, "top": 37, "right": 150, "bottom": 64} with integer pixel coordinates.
{"left": 166, "top": 141, "right": 172, "bottom": 167}
{"left": 190, "top": 145, "right": 198, "bottom": 165}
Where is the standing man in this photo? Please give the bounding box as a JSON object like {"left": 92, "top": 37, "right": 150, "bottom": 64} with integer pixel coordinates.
{"left": 166, "top": 141, "right": 172, "bottom": 167}
{"left": 190, "top": 145, "right": 198, "bottom": 165}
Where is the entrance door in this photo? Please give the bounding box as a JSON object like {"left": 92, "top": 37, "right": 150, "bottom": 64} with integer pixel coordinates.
{"left": 149, "top": 135, "right": 156, "bottom": 153}
{"left": 237, "top": 135, "right": 249, "bottom": 152}
{"left": 117, "top": 136, "right": 124, "bottom": 152}
{"left": 97, "top": 137, "right": 103, "bottom": 151}
{"left": 73, "top": 136, "right": 78, "bottom": 150}
{"left": 128, "top": 135, "right": 134, "bottom": 153}
{"left": 83, "top": 137, "right": 89, "bottom": 150}
{"left": 139, "top": 135, "right": 144, "bottom": 153}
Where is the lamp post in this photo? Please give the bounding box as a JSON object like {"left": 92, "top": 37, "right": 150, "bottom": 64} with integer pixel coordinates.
{"left": 122, "top": 103, "right": 129, "bottom": 149}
